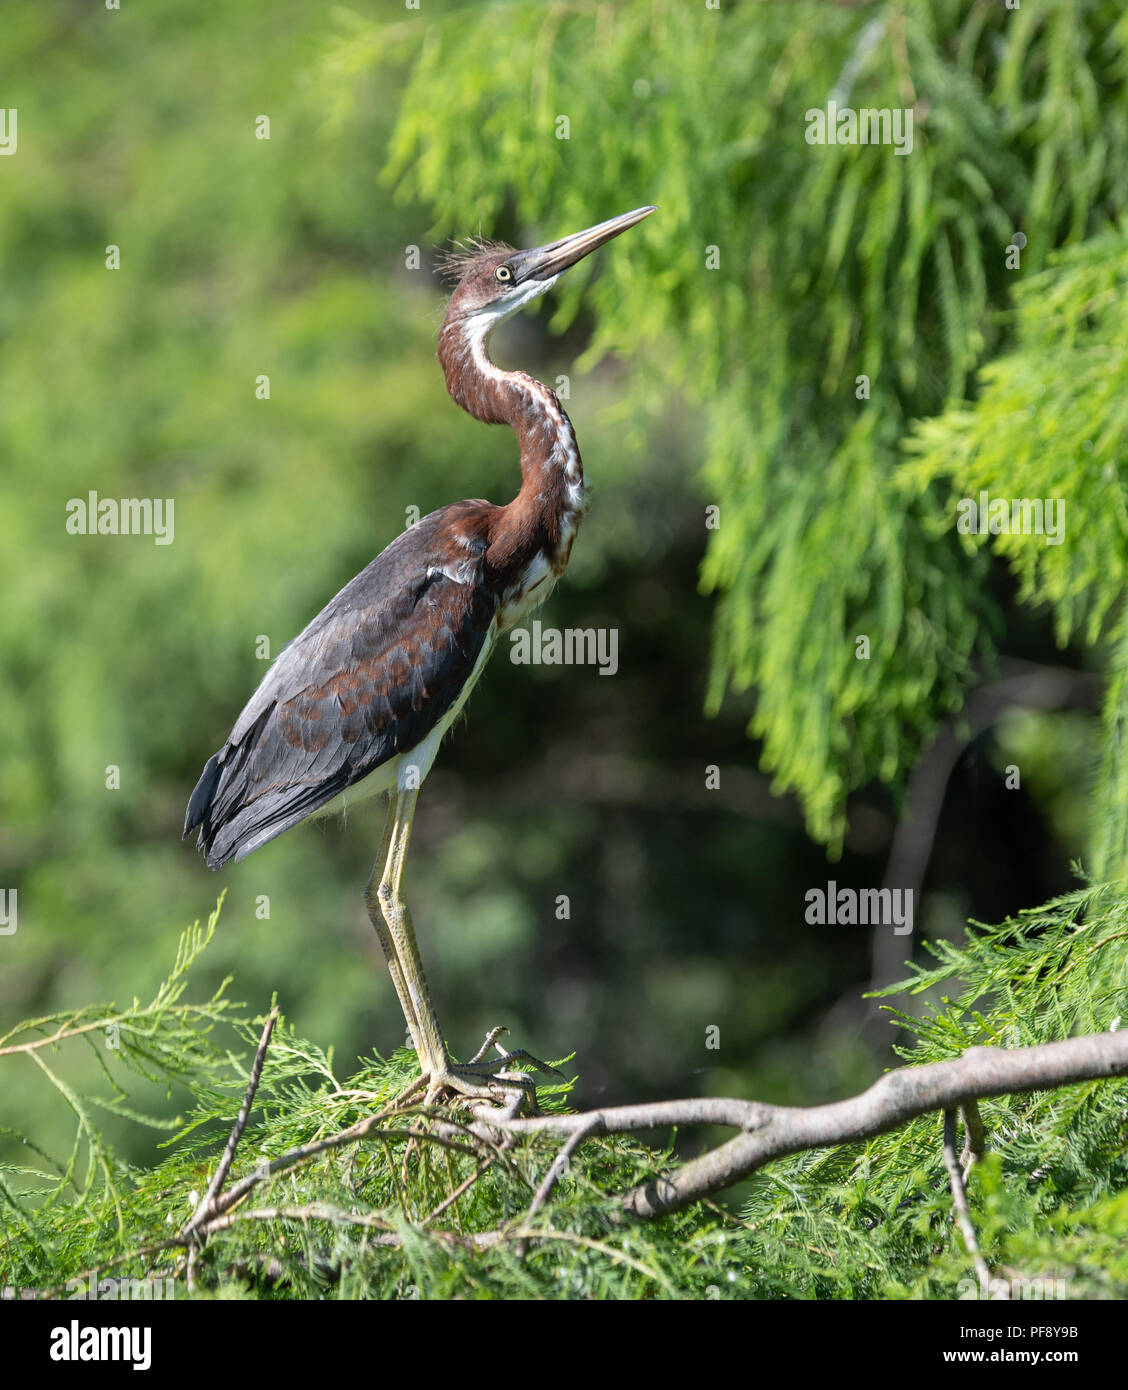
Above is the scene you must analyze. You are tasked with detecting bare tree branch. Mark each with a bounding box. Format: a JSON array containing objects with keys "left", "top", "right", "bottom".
[{"left": 470, "top": 1031, "right": 1128, "bottom": 1218}]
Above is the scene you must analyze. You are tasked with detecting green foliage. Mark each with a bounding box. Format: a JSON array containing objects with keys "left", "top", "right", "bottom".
[
  {"left": 0, "top": 900, "right": 242, "bottom": 1278},
  {"left": 906, "top": 231, "right": 1128, "bottom": 648},
  {"left": 3, "top": 893, "right": 1126, "bottom": 1300},
  {"left": 737, "top": 884, "right": 1128, "bottom": 1300},
  {"left": 3, "top": 0, "right": 805, "bottom": 1151},
  {"left": 4, "top": 0, "right": 1128, "bottom": 1302},
  {"left": 0, "top": 916, "right": 729, "bottom": 1300},
  {"left": 907, "top": 231, "right": 1128, "bottom": 877},
  {"left": 334, "top": 0, "right": 1128, "bottom": 844},
  {"left": 1091, "top": 617, "right": 1128, "bottom": 883}
]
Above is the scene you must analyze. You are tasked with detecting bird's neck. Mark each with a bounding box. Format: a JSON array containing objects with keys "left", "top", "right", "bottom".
[{"left": 438, "top": 319, "right": 588, "bottom": 540}]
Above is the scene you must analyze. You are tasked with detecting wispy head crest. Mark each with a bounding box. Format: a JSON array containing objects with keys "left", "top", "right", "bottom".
[{"left": 436, "top": 236, "right": 516, "bottom": 285}]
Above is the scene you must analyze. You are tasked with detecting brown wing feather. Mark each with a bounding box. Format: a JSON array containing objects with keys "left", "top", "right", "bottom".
[{"left": 184, "top": 503, "right": 498, "bottom": 867}]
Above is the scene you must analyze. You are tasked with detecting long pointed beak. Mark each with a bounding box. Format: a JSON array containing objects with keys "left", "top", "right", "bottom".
[{"left": 511, "top": 205, "right": 656, "bottom": 284}]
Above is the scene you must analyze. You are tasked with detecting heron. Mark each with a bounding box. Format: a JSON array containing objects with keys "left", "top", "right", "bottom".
[{"left": 184, "top": 204, "right": 656, "bottom": 1102}]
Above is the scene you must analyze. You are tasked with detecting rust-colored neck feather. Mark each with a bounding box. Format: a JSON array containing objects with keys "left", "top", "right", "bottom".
[{"left": 438, "top": 315, "right": 588, "bottom": 582}]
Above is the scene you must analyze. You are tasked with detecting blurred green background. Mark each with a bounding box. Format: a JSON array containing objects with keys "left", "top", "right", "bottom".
[{"left": 2, "top": 0, "right": 1123, "bottom": 1171}]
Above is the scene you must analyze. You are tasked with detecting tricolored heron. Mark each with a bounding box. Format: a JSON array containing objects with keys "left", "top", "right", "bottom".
[{"left": 184, "top": 205, "right": 656, "bottom": 1102}]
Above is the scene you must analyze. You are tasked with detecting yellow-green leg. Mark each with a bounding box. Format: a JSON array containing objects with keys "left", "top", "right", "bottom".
[
  {"left": 364, "top": 785, "right": 561, "bottom": 1105},
  {"left": 363, "top": 794, "right": 424, "bottom": 1058}
]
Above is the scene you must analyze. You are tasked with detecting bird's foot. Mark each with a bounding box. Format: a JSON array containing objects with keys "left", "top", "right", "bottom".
[{"left": 422, "top": 1027, "right": 564, "bottom": 1112}]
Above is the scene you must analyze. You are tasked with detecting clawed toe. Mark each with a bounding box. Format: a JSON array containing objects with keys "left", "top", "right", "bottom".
[{"left": 419, "top": 1029, "right": 564, "bottom": 1110}]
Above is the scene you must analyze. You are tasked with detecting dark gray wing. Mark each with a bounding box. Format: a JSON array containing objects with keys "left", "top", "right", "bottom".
[{"left": 184, "top": 504, "right": 497, "bottom": 868}]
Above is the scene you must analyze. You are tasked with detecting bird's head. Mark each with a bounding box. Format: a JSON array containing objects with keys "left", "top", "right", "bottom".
[{"left": 439, "top": 205, "right": 656, "bottom": 335}]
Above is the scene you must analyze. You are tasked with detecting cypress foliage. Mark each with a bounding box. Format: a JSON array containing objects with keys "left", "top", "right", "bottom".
[
  {"left": 4, "top": 1, "right": 1128, "bottom": 1300},
  {"left": 331, "top": 0, "right": 1128, "bottom": 845}
]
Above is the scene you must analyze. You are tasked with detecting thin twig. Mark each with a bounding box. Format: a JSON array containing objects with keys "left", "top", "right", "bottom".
[
  {"left": 200, "top": 1106, "right": 487, "bottom": 1229},
  {"left": 943, "top": 1108, "right": 991, "bottom": 1293},
  {"left": 184, "top": 1005, "right": 279, "bottom": 1237},
  {"left": 421, "top": 1159, "right": 495, "bottom": 1227},
  {"left": 525, "top": 1115, "right": 606, "bottom": 1227},
  {"left": 0, "top": 1017, "right": 123, "bottom": 1057},
  {"left": 512, "top": 1114, "right": 606, "bottom": 1259},
  {"left": 202, "top": 1203, "right": 398, "bottom": 1237}
]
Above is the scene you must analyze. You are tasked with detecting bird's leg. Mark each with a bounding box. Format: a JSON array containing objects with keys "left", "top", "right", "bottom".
[
  {"left": 364, "top": 793, "right": 428, "bottom": 1063},
  {"left": 371, "top": 787, "right": 558, "bottom": 1107},
  {"left": 370, "top": 785, "right": 454, "bottom": 1080}
]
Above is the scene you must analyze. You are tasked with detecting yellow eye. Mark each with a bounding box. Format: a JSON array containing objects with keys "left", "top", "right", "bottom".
[{"left": 494, "top": 265, "right": 513, "bottom": 282}]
